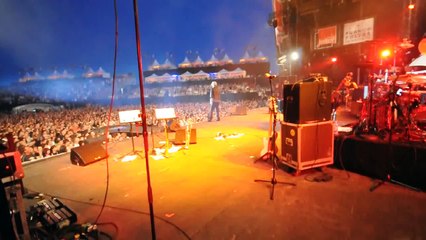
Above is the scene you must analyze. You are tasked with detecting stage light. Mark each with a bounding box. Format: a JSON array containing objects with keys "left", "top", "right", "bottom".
[
  {"left": 290, "top": 51, "right": 299, "bottom": 61},
  {"left": 331, "top": 57, "right": 337, "bottom": 63},
  {"left": 408, "top": 4, "right": 415, "bottom": 9},
  {"left": 380, "top": 49, "right": 391, "bottom": 58}
]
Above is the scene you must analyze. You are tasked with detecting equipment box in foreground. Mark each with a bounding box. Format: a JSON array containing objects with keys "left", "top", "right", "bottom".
[{"left": 281, "top": 121, "right": 334, "bottom": 172}]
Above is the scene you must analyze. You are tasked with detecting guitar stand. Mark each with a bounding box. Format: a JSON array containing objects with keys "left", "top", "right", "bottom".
[
  {"left": 255, "top": 108, "right": 276, "bottom": 163},
  {"left": 254, "top": 76, "right": 296, "bottom": 200}
]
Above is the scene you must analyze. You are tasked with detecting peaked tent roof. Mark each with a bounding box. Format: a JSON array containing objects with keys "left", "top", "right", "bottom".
[
  {"left": 149, "top": 59, "right": 161, "bottom": 70},
  {"left": 241, "top": 51, "right": 251, "bottom": 59},
  {"left": 221, "top": 54, "right": 234, "bottom": 64},
  {"left": 180, "top": 71, "right": 193, "bottom": 76},
  {"left": 194, "top": 70, "right": 209, "bottom": 75},
  {"left": 232, "top": 67, "right": 246, "bottom": 72},
  {"left": 193, "top": 56, "right": 204, "bottom": 64},
  {"left": 179, "top": 57, "right": 192, "bottom": 68},
  {"left": 256, "top": 51, "right": 268, "bottom": 62},
  {"left": 206, "top": 54, "right": 219, "bottom": 66},
  {"left": 179, "top": 57, "right": 191, "bottom": 64},
  {"left": 208, "top": 55, "right": 218, "bottom": 61}
]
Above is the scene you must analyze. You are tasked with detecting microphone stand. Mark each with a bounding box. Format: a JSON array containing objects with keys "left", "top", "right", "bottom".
[
  {"left": 132, "top": 1, "right": 156, "bottom": 239},
  {"left": 254, "top": 75, "right": 296, "bottom": 200}
]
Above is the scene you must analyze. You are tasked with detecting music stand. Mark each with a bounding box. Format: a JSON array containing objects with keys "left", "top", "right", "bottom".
[
  {"left": 155, "top": 108, "right": 176, "bottom": 157},
  {"left": 118, "top": 109, "right": 142, "bottom": 153}
]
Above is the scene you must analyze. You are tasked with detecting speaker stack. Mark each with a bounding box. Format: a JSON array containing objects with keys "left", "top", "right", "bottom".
[{"left": 280, "top": 80, "right": 334, "bottom": 173}]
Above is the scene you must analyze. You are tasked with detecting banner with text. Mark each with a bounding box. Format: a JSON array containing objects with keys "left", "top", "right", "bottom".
[
  {"left": 316, "top": 25, "right": 337, "bottom": 49},
  {"left": 343, "top": 18, "right": 374, "bottom": 45}
]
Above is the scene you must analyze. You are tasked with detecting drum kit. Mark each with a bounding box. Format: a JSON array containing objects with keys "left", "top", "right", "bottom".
[{"left": 356, "top": 72, "right": 426, "bottom": 141}]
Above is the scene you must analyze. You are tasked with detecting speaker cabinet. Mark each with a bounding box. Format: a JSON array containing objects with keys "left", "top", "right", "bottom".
[
  {"left": 282, "top": 81, "right": 332, "bottom": 124},
  {"left": 173, "top": 128, "right": 197, "bottom": 145},
  {"left": 232, "top": 105, "right": 247, "bottom": 115},
  {"left": 70, "top": 142, "right": 107, "bottom": 166},
  {"left": 281, "top": 121, "right": 334, "bottom": 172}
]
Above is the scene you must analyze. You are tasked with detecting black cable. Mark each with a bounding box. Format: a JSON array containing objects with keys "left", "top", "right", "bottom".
[
  {"left": 24, "top": 189, "right": 192, "bottom": 240},
  {"left": 96, "top": 222, "right": 119, "bottom": 236},
  {"left": 337, "top": 135, "right": 351, "bottom": 179},
  {"left": 94, "top": 0, "right": 119, "bottom": 225}
]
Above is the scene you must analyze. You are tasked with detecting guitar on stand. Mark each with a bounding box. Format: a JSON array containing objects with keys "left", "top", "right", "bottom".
[
  {"left": 254, "top": 73, "right": 295, "bottom": 200},
  {"left": 258, "top": 96, "right": 279, "bottom": 161},
  {"left": 181, "top": 117, "right": 193, "bottom": 150}
]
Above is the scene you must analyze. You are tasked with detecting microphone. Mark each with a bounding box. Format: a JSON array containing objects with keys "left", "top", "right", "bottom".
[{"left": 265, "top": 73, "right": 277, "bottom": 79}]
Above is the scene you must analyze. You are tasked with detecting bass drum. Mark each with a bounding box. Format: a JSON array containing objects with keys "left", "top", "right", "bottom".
[{"left": 413, "top": 105, "right": 426, "bottom": 131}]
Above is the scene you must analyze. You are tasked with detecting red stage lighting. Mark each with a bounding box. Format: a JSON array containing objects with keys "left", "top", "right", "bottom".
[
  {"left": 380, "top": 49, "right": 391, "bottom": 58},
  {"left": 408, "top": 4, "right": 415, "bottom": 9},
  {"left": 331, "top": 57, "right": 337, "bottom": 63}
]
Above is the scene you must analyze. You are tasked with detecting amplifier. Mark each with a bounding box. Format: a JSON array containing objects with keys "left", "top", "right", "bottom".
[
  {"left": 0, "top": 151, "right": 24, "bottom": 179},
  {"left": 173, "top": 128, "right": 197, "bottom": 145},
  {"left": 282, "top": 81, "right": 332, "bottom": 124},
  {"left": 281, "top": 121, "right": 334, "bottom": 173}
]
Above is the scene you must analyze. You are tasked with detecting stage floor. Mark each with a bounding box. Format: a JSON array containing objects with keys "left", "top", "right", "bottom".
[{"left": 21, "top": 108, "right": 426, "bottom": 240}]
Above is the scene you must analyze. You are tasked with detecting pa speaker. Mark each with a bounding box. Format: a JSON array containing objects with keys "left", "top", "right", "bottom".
[
  {"left": 282, "top": 81, "right": 332, "bottom": 124},
  {"left": 232, "top": 105, "right": 247, "bottom": 115},
  {"left": 173, "top": 128, "right": 197, "bottom": 145},
  {"left": 70, "top": 142, "right": 107, "bottom": 166}
]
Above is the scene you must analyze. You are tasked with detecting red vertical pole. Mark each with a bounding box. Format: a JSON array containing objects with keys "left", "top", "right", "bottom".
[{"left": 132, "top": 1, "right": 156, "bottom": 239}]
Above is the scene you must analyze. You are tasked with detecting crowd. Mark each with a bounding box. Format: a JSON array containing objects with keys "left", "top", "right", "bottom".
[
  {"left": 0, "top": 73, "right": 275, "bottom": 163},
  {"left": 0, "top": 99, "right": 266, "bottom": 163}
]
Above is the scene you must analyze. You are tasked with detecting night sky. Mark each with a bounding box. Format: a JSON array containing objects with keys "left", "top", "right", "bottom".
[{"left": 0, "top": 0, "right": 277, "bottom": 84}]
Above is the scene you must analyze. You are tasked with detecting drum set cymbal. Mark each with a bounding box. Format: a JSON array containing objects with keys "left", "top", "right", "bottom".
[{"left": 354, "top": 72, "right": 426, "bottom": 141}]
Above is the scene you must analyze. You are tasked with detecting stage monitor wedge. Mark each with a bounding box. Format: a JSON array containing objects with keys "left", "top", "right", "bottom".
[
  {"left": 70, "top": 142, "right": 108, "bottom": 166},
  {"left": 282, "top": 81, "right": 332, "bottom": 124}
]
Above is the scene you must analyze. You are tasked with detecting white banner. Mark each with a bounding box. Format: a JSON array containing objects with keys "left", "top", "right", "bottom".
[{"left": 343, "top": 18, "right": 374, "bottom": 45}]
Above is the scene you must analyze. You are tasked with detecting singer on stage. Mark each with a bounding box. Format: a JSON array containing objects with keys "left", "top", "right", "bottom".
[{"left": 208, "top": 81, "right": 221, "bottom": 122}]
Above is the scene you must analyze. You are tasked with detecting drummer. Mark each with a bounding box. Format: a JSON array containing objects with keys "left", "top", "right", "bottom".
[{"left": 336, "top": 72, "right": 358, "bottom": 107}]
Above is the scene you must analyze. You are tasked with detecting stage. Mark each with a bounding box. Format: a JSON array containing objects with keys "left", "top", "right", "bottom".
[{"left": 19, "top": 107, "right": 426, "bottom": 239}]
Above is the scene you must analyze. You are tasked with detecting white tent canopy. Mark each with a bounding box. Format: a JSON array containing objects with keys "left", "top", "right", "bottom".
[
  {"left": 178, "top": 57, "right": 192, "bottom": 68},
  {"left": 180, "top": 70, "right": 209, "bottom": 81},
  {"left": 145, "top": 73, "right": 158, "bottom": 83},
  {"left": 149, "top": 59, "right": 161, "bottom": 70},
  {"left": 256, "top": 51, "right": 268, "bottom": 62},
  {"left": 192, "top": 56, "right": 205, "bottom": 67},
  {"left": 162, "top": 58, "right": 176, "bottom": 69},
  {"left": 217, "top": 68, "right": 246, "bottom": 79},
  {"left": 221, "top": 54, "right": 234, "bottom": 65},
  {"left": 206, "top": 55, "right": 219, "bottom": 66},
  {"left": 12, "top": 103, "right": 62, "bottom": 114}
]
